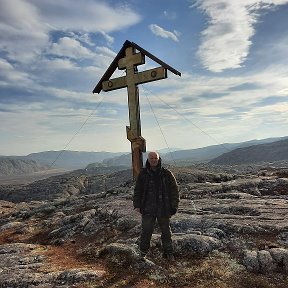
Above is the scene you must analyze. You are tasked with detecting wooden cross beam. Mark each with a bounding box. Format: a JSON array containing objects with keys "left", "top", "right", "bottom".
[
  {"left": 102, "top": 46, "right": 167, "bottom": 178},
  {"left": 93, "top": 40, "right": 181, "bottom": 179}
]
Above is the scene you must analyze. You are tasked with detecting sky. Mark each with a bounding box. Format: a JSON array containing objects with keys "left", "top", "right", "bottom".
[{"left": 1, "top": 0, "right": 288, "bottom": 156}]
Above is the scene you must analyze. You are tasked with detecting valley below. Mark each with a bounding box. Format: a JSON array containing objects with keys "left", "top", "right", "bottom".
[{"left": 0, "top": 168, "right": 69, "bottom": 185}]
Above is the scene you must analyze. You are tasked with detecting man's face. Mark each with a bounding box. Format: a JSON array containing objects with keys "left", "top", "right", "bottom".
[{"left": 148, "top": 152, "right": 159, "bottom": 167}]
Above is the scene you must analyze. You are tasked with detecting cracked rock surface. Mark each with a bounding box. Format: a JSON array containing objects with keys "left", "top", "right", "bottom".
[{"left": 1, "top": 163, "right": 288, "bottom": 287}]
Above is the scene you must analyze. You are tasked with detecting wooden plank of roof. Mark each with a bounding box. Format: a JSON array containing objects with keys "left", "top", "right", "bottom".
[
  {"left": 92, "top": 40, "right": 181, "bottom": 94},
  {"left": 130, "top": 42, "right": 181, "bottom": 77},
  {"left": 93, "top": 40, "right": 132, "bottom": 94}
]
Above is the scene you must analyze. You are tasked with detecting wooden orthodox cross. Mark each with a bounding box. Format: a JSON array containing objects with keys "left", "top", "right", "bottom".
[{"left": 93, "top": 40, "right": 181, "bottom": 179}]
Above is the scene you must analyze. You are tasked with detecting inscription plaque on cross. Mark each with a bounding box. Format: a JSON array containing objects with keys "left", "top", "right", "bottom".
[{"left": 93, "top": 40, "right": 181, "bottom": 179}]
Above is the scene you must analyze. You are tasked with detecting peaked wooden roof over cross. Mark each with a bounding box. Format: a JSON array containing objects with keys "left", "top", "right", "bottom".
[{"left": 93, "top": 40, "right": 181, "bottom": 94}]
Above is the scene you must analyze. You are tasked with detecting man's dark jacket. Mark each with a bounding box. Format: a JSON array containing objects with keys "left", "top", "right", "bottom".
[{"left": 133, "top": 158, "right": 179, "bottom": 217}]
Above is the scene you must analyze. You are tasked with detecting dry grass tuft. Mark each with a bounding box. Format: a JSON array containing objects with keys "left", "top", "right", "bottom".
[{"left": 41, "top": 242, "right": 105, "bottom": 272}]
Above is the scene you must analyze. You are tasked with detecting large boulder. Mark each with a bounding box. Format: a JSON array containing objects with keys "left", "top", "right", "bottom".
[
  {"left": 172, "top": 234, "right": 222, "bottom": 257},
  {"left": 243, "top": 248, "right": 288, "bottom": 274}
]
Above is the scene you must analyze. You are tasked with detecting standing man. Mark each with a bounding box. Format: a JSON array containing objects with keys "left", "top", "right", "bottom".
[{"left": 133, "top": 151, "right": 179, "bottom": 260}]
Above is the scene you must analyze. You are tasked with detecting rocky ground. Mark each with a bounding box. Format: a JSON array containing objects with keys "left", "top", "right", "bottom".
[{"left": 0, "top": 162, "right": 288, "bottom": 287}]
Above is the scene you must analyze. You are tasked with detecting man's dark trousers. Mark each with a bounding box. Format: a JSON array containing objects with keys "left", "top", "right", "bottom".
[{"left": 140, "top": 214, "right": 173, "bottom": 256}]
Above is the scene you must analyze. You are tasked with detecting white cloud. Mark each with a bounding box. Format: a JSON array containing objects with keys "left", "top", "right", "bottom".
[
  {"left": 195, "top": 0, "right": 288, "bottom": 72},
  {"left": 50, "top": 37, "right": 93, "bottom": 59},
  {"left": 99, "top": 31, "right": 114, "bottom": 46},
  {"left": 137, "top": 61, "right": 288, "bottom": 147},
  {"left": 0, "top": 97, "right": 130, "bottom": 155},
  {"left": 68, "top": 32, "right": 95, "bottom": 47},
  {"left": 29, "top": 0, "right": 141, "bottom": 33},
  {"left": 1, "top": 0, "right": 287, "bottom": 155},
  {"left": 95, "top": 46, "right": 117, "bottom": 59},
  {"left": 0, "top": 0, "right": 140, "bottom": 104},
  {"left": 0, "top": 0, "right": 141, "bottom": 64},
  {"left": 0, "top": 58, "right": 32, "bottom": 84},
  {"left": 43, "top": 58, "right": 77, "bottom": 70},
  {"left": 0, "top": 0, "right": 49, "bottom": 63},
  {"left": 149, "top": 24, "right": 180, "bottom": 42}
]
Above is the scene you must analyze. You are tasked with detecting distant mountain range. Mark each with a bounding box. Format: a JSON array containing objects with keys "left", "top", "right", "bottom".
[
  {"left": 210, "top": 138, "right": 288, "bottom": 165},
  {"left": 0, "top": 157, "right": 48, "bottom": 176},
  {"left": 0, "top": 151, "right": 124, "bottom": 176},
  {"left": 103, "top": 136, "right": 288, "bottom": 167},
  {"left": 26, "top": 150, "right": 124, "bottom": 169},
  {"left": 0, "top": 136, "right": 287, "bottom": 176}
]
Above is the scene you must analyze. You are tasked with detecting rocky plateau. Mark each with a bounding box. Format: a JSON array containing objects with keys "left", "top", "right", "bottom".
[{"left": 0, "top": 162, "right": 288, "bottom": 287}]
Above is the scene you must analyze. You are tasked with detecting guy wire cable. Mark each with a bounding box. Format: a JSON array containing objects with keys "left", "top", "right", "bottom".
[
  {"left": 141, "top": 86, "right": 177, "bottom": 167},
  {"left": 48, "top": 68, "right": 127, "bottom": 171},
  {"left": 46, "top": 96, "right": 104, "bottom": 201},
  {"left": 141, "top": 85, "right": 232, "bottom": 153},
  {"left": 48, "top": 96, "right": 104, "bottom": 170}
]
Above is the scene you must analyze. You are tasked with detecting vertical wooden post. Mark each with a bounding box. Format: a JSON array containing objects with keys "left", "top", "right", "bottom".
[{"left": 118, "top": 47, "right": 146, "bottom": 178}]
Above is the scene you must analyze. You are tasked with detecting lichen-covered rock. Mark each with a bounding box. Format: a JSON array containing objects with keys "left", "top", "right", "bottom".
[
  {"left": 243, "top": 248, "right": 288, "bottom": 274},
  {"left": 1, "top": 163, "right": 288, "bottom": 286},
  {"left": 98, "top": 243, "right": 142, "bottom": 266},
  {"left": 259, "top": 178, "right": 288, "bottom": 195},
  {"left": 173, "top": 234, "right": 222, "bottom": 257},
  {"left": 115, "top": 217, "right": 138, "bottom": 231},
  {"left": 204, "top": 227, "right": 226, "bottom": 239},
  {"left": 277, "top": 231, "right": 288, "bottom": 247},
  {"left": 0, "top": 243, "right": 38, "bottom": 254},
  {"left": 54, "top": 269, "right": 104, "bottom": 286},
  {"left": 258, "top": 250, "right": 277, "bottom": 273},
  {"left": 243, "top": 250, "right": 260, "bottom": 273},
  {"left": 98, "top": 243, "right": 157, "bottom": 271},
  {"left": 269, "top": 248, "right": 288, "bottom": 273},
  {"left": 0, "top": 221, "right": 25, "bottom": 232},
  {"left": 221, "top": 178, "right": 261, "bottom": 196}
]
